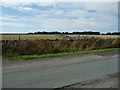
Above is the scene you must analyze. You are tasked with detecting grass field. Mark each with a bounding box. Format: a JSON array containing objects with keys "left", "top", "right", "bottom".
[
  {"left": 66, "top": 35, "right": 119, "bottom": 39},
  {"left": 1, "top": 34, "right": 119, "bottom": 40},
  {"left": 1, "top": 34, "right": 63, "bottom": 40},
  {"left": 2, "top": 34, "right": 120, "bottom": 60}
]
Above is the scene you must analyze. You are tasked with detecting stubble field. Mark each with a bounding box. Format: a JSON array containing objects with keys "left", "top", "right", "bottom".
[{"left": 1, "top": 34, "right": 119, "bottom": 40}]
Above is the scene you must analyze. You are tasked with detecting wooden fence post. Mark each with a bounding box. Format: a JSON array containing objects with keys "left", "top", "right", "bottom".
[{"left": 19, "top": 34, "right": 20, "bottom": 40}]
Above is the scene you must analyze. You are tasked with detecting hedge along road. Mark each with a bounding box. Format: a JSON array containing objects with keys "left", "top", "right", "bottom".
[{"left": 2, "top": 51, "right": 118, "bottom": 88}]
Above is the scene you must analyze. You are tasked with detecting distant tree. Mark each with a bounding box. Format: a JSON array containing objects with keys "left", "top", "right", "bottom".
[
  {"left": 28, "top": 31, "right": 120, "bottom": 35},
  {"left": 106, "top": 33, "right": 112, "bottom": 35},
  {"left": 28, "top": 32, "right": 33, "bottom": 34},
  {"left": 112, "top": 32, "right": 120, "bottom": 35}
]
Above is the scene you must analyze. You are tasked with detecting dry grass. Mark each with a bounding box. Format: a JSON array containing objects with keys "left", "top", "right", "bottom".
[
  {"left": 1, "top": 34, "right": 63, "bottom": 40},
  {"left": 1, "top": 34, "right": 119, "bottom": 40},
  {"left": 2, "top": 37, "right": 120, "bottom": 57},
  {"left": 66, "top": 35, "right": 119, "bottom": 39}
]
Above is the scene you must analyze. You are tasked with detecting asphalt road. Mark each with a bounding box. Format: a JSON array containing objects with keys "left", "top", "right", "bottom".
[{"left": 2, "top": 51, "right": 118, "bottom": 88}]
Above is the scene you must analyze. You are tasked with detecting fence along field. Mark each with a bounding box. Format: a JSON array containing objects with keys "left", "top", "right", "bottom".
[
  {"left": 1, "top": 34, "right": 64, "bottom": 40},
  {"left": 1, "top": 34, "right": 119, "bottom": 40},
  {"left": 2, "top": 34, "right": 120, "bottom": 58}
]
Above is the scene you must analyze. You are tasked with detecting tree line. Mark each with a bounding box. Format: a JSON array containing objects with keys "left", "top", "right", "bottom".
[{"left": 28, "top": 31, "right": 120, "bottom": 35}]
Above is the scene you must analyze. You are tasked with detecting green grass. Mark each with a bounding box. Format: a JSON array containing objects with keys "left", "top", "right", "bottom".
[{"left": 10, "top": 48, "right": 120, "bottom": 60}]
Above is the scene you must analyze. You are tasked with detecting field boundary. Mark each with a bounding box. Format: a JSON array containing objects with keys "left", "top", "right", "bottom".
[{"left": 8, "top": 48, "right": 120, "bottom": 60}]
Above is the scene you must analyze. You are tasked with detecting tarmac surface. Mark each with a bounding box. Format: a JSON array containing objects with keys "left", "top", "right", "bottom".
[{"left": 2, "top": 51, "right": 119, "bottom": 88}]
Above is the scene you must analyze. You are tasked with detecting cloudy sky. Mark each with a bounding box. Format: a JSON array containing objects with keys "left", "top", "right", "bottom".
[{"left": 0, "top": 0, "right": 118, "bottom": 33}]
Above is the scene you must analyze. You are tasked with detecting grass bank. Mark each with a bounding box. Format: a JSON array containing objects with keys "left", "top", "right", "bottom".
[
  {"left": 3, "top": 38, "right": 120, "bottom": 57},
  {"left": 10, "top": 48, "right": 120, "bottom": 60}
]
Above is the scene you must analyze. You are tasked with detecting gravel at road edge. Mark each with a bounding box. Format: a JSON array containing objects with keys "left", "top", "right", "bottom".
[{"left": 57, "top": 72, "right": 118, "bottom": 89}]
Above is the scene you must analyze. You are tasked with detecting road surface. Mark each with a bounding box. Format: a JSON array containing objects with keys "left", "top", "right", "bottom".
[
  {"left": 2, "top": 51, "right": 118, "bottom": 88},
  {"left": 60, "top": 73, "right": 118, "bottom": 89}
]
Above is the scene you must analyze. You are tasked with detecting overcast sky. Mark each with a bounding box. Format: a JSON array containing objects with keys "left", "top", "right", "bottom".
[{"left": 0, "top": 0, "right": 118, "bottom": 33}]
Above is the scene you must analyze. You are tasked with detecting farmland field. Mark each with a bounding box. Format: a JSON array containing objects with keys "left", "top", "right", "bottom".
[
  {"left": 2, "top": 36, "right": 120, "bottom": 58},
  {"left": 2, "top": 34, "right": 120, "bottom": 59},
  {"left": 66, "top": 35, "right": 119, "bottom": 39},
  {"left": 1, "top": 34, "right": 63, "bottom": 40},
  {"left": 1, "top": 34, "right": 119, "bottom": 40}
]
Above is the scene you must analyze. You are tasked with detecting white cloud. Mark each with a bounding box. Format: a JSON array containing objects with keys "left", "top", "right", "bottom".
[
  {"left": 16, "top": 7, "right": 33, "bottom": 11},
  {"left": 30, "top": 13, "right": 117, "bottom": 31},
  {"left": 1, "top": 2, "right": 118, "bottom": 13},
  {"left": 0, "top": 0, "right": 119, "bottom": 2},
  {"left": 84, "top": 2, "right": 118, "bottom": 14},
  {"left": 37, "top": 2, "right": 56, "bottom": 7},
  {"left": 0, "top": 21, "right": 34, "bottom": 27},
  {"left": 64, "top": 10, "right": 90, "bottom": 18},
  {"left": 0, "top": 16, "right": 17, "bottom": 21},
  {"left": 38, "top": 9, "right": 65, "bottom": 17},
  {"left": 1, "top": 3, "right": 34, "bottom": 12},
  {"left": 0, "top": 2, "right": 118, "bottom": 33}
]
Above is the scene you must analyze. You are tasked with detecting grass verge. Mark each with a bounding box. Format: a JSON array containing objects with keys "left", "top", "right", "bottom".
[{"left": 10, "top": 48, "right": 120, "bottom": 60}]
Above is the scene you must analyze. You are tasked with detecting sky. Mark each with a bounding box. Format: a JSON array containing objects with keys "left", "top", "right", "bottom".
[{"left": 0, "top": 0, "right": 119, "bottom": 33}]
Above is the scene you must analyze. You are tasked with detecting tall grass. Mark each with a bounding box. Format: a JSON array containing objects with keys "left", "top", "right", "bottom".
[{"left": 2, "top": 36, "right": 120, "bottom": 57}]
